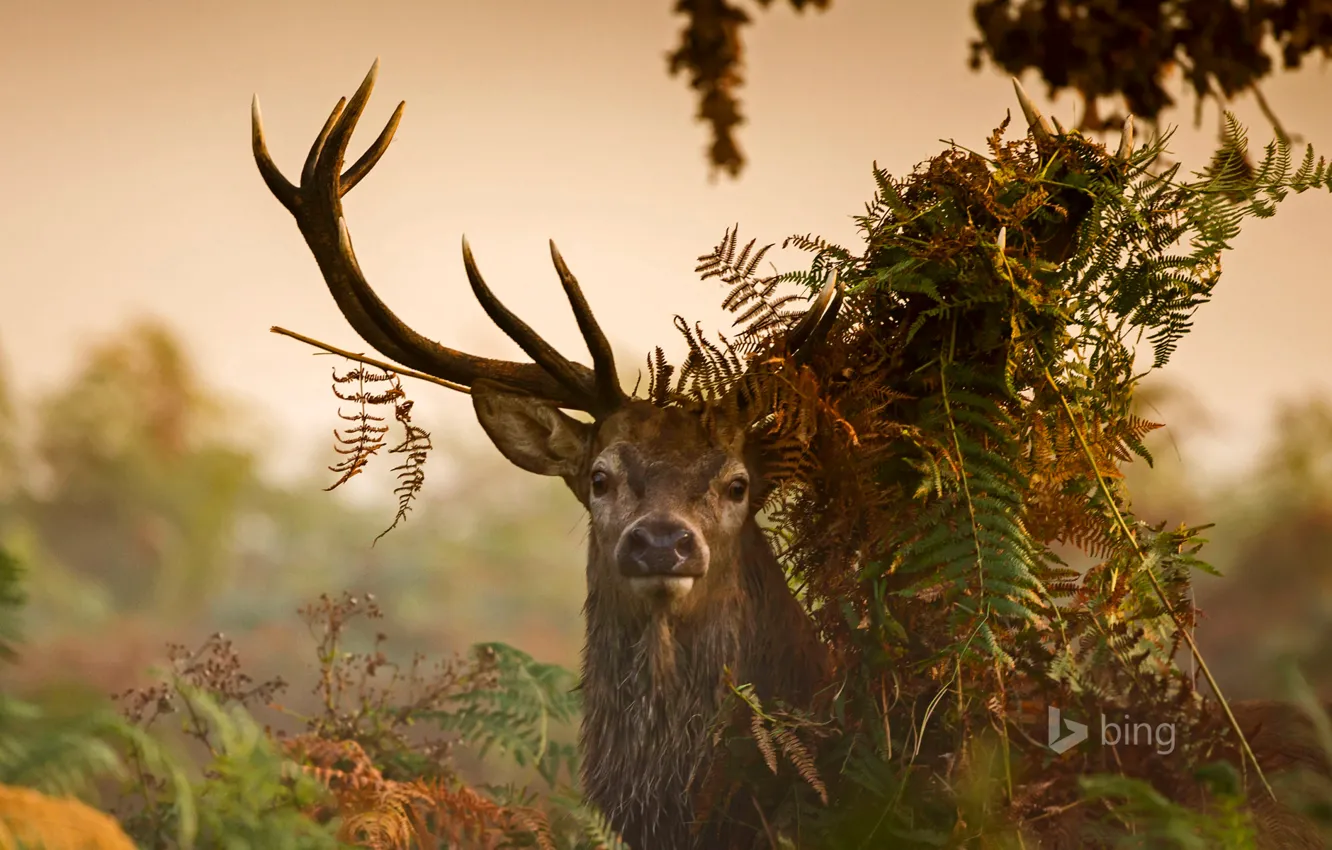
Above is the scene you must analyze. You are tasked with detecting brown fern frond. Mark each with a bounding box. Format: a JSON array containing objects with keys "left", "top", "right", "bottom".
[
  {"left": 672, "top": 317, "right": 752, "bottom": 404},
  {"left": 411, "top": 778, "right": 555, "bottom": 850},
  {"left": 696, "top": 226, "right": 807, "bottom": 345},
  {"left": 647, "top": 347, "right": 674, "bottom": 405},
  {"left": 773, "top": 727, "right": 827, "bottom": 805},
  {"left": 327, "top": 365, "right": 404, "bottom": 491},
  {"left": 375, "top": 399, "right": 433, "bottom": 544},
  {"left": 286, "top": 736, "right": 551, "bottom": 850},
  {"left": 750, "top": 710, "right": 778, "bottom": 774},
  {"left": 324, "top": 364, "right": 435, "bottom": 540}
]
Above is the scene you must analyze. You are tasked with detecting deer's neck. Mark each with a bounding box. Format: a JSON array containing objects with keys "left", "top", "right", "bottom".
[{"left": 579, "top": 522, "right": 819, "bottom": 849}]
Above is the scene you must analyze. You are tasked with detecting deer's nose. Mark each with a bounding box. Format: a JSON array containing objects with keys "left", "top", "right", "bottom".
[{"left": 620, "top": 520, "right": 700, "bottom": 577}]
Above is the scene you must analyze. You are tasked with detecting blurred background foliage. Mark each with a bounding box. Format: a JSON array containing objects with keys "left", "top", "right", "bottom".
[
  {"left": 0, "top": 321, "right": 587, "bottom": 721},
  {"left": 1, "top": 317, "right": 1327, "bottom": 715},
  {"left": 672, "top": 0, "right": 1330, "bottom": 176},
  {"left": 1122, "top": 382, "right": 1332, "bottom": 701}
]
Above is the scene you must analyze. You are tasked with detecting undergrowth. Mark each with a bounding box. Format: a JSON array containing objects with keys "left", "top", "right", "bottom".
[{"left": 0, "top": 548, "right": 616, "bottom": 849}]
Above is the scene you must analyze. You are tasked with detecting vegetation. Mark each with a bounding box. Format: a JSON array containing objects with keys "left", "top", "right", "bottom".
[
  {"left": 616, "top": 102, "right": 1332, "bottom": 841},
  {"left": 250, "top": 90, "right": 1332, "bottom": 843},
  {"left": 0, "top": 547, "right": 621, "bottom": 849},
  {"left": 665, "top": 0, "right": 1328, "bottom": 176},
  {"left": 4, "top": 61, "right": 1332, "bottom": 850},
  {"left": 969, "top": 0, "right": 1332, "bottom": 140}
]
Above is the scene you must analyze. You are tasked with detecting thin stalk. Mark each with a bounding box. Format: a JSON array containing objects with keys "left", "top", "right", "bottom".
[
  {"left": 1043, "top": 367, "right": 1273, "bottom": 800},
  {"left": 270, "top": 326, "right": 470, "bottom": 394}
]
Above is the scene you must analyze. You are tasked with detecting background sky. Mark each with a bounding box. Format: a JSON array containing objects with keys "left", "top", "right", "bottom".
[{"left": 3, "top": 0, "right": 1329, "bottom": 484}]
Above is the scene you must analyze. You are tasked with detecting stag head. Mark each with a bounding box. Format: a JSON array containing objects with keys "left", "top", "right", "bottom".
[{"left": 251, "top": 61, "right": 843, "bottom": 615}]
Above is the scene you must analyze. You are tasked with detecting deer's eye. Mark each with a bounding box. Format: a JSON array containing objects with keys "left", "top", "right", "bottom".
[
  {"left": 590, "top": 470, "right": 610, "bottom": 497},
  {"left": 726, "top": 477, "right": 749, "bottom": 502}
]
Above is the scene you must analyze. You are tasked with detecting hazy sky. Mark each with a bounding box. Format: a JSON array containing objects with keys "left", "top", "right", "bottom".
[{"left": 3, "top": 0, "right": 1329, "bottom": 483}]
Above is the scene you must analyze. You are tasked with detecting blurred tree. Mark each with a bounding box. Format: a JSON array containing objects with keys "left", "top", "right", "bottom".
[
  {"left": 0, "top": 318, "right": 588, "bottom": 685},
  {"left": 1254, "top": 396, "right": 1332, "bottom": 504},
  {"left": 19, "top": 321, "right": 259, "bottom": 615},
  {"left": 667, "top": 1, "right": 1328, "bottom": 176},
  {"left": 968, "top": 0, "right": 1331, "bottom": 141},
  {"left": 668, "top": 0, "right": 831, "bottom": 178},
  {"left": 0, "top": 351, "right": 14, "bottom": 502},
  {"left": 1194, "top": 398, "right": 1332, "bottom": 697}
]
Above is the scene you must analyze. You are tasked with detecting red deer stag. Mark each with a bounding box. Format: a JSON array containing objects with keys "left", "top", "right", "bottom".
[
  {"left": 251, "top": 62, "right": 836, "bottom": 849},
  {"left": 254, "top": 65, "right": 1332, "bottom": 849}
]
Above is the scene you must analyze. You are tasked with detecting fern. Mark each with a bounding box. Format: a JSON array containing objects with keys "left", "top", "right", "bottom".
[
  {"left": 655, "top": 108, "right": 1329, "bottom": 844},
  {"left": 1078, "top": 769, "right": 1258, "bottom": 848},
  {"left": 426, "top": 642, "right": 580, "bottom": 789},
  {"left": 695, "top": 225, "right": 802, "bottom": 343},
  {"left": 375, "top": 399, "right": 432, "bottom": 544},
  {"left": 326, "top": 365, "right": 434, "bottom": 542},
  {"left": 328, "top": 365, "right": 399, "bottom": 489}
]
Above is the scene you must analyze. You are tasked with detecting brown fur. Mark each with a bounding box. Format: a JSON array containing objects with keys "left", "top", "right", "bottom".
[{"left": 473, "top": 389, "right": 827, "bottom": 849}]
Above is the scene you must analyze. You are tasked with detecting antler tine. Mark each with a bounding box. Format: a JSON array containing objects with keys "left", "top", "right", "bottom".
[
  {"left": 311, "top": 60, "right": 382, "bottom": 192},
  {"left": 313, "top": 61, "right": 405, "bottom": 197},
  {"left": 791, "top": 270, "right": 845, "bottom": 366},
  {"left": 460, "top": 237, "right": 600, "bottom": 405},
  {"left": 253, "top": 63, "right": 417, "bottom": 369},
  {"left": 1116, "top": 114, "right": 1135, "bottom": 160},
  {"left": 299, "top": 96, "right": 347, "bottom": 189},
  {"left": 786, "top": 270, "right": 844, "bottom": 355},
  {"left": 253, "top": 62, "right": 600, "bottom": 410},
  {"left": 725, "top": 270, "right": 844, "bottom": 416},
  {"left": 1012, "top": 78, "right": 1054, "bottom": 142},
  {"left": 251, "top": 96, "right": 298, "bottom": 211},
  {"left": 341, "top": 102, "right": 404, "bottom": 194},
  {"left": 549, "top": 241, "right": 626, "bottom": 413}
]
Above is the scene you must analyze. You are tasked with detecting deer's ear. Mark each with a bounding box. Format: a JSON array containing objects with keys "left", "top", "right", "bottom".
[{"left": 471, "top": 382, "right": 591, "bottom": 478}]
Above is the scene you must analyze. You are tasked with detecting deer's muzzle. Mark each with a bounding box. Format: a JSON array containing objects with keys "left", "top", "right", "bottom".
[{"left": 617, "top": 517, "right": 704, "bottom": 579}]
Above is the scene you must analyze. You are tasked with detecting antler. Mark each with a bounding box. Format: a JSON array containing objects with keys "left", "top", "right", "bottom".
[
  {"left": 787, "top": 269, "right": 845, "bottom": 366},
  {"left": 1012, "top": 77, "right": 1136, "bottom": 161},
  {"left": 252, "top": 61, "right": 626, "bottom": 416}
]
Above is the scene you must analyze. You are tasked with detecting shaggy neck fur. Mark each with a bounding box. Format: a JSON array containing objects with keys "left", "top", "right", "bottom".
[{"left": 578, "top": 520, "right": 825, "bottom": 850}]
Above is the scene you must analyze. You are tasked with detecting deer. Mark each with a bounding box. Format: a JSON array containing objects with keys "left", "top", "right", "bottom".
[
  {"left": 251, "top": 62, "right": 837, "bottom": 849},
  {"left": 252, "top": 64, "right": 1331, "bottom": 848}
]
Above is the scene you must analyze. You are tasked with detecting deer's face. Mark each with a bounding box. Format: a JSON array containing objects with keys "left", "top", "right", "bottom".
[{"left": 472, "top": 384, "right": 756, "bottom": 609}]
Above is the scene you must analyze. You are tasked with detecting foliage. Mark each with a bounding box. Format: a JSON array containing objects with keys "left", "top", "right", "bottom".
[
  {"left": 0, "top": 550, "right": 22, "bottom": 665},
  {"left": 0, "top": 540, "right": 617, "bottom": 849},
  {"left": 427, "top": 641, "right": 580, "bottom": 789},
  {"left": 658, "top": 1, "right": 1329, "bottom": 176},
  {"left": 968, "top": 0, "right": 1331, "bottom": 140},
  {"left": 0, "top": 546, "right": 201, "bottom": 849},
  {"left": 0, "top": 783, "right": 138, "bottom": 850},
  {"left": 652, "top": 104, "right": 1332, "bottom": 843},
  {"left": 324, "top": 366, "right": 432, "bottom": 543},
  {"left": 122, "top": 690, "right": 342, "bottom": 850},
  {"left": 666, "top": 0, "right": 831, "bottom": 178},
  {"left": 18, "top": 321, "right": 258, "bottom": 615},
  {"left": 112, "top": 590, "right": 615, "bottom": 850},
  {"left": 1077, "top": 768, "right": 1255, "bottom": 849}
]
